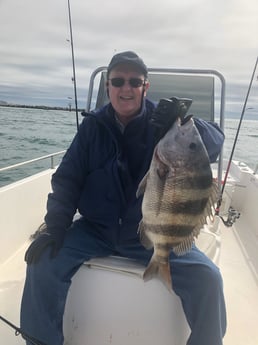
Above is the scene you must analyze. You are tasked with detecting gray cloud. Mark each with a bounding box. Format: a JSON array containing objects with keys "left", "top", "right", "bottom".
[{"left": 0, "top": 0, "right": 257, "bottom": 113}]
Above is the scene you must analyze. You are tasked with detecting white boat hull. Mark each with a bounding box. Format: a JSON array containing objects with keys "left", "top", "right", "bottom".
[{"left": 1, "top": 160, "right": 258, "bottom": 344}]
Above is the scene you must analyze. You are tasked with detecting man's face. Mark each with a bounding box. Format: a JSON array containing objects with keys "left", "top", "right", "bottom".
[{"left": 107, "top": 63, "right": 149, "bottom": 125}]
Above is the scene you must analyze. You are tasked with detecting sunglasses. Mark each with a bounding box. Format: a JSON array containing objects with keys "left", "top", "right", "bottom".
[{"left": 108, "top": 77, "right": 146, "bottom": 88}]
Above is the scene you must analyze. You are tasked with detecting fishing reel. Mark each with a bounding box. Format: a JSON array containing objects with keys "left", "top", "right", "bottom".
[{"left": 219, "top": 206, "right": 240, "bottom": 227}]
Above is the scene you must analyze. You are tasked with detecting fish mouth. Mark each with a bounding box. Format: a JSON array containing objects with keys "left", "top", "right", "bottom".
[{"left": 180, "top": 114, "right": 193, "bottom": 125}]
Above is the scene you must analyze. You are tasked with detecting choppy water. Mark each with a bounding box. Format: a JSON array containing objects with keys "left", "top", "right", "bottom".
[
  {"left": 0, "top": 106, "right": 78, "bottom": 186},
  {"left": 0, "top": 106, "right": 257, "bottom": 187}
]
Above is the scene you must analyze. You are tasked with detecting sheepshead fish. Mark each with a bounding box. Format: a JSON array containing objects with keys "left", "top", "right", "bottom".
[{"left": 136, "top": 116, "right": 218, "bottom": 290}]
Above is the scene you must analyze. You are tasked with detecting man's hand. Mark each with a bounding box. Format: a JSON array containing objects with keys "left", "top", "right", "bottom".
[{"left": 25, "top": 228, "right": 65, "bottom": 265}]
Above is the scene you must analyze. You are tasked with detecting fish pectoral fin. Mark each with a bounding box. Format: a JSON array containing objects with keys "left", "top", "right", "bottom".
[
  {"left": 156, "top": 161, "right": 169, "bottom": 180},
  {"left": 143, "top": 258, "right": 172, "bottom": 292},
  {"left": 136, "top": 172, "right": 149, "bottom": 198}
]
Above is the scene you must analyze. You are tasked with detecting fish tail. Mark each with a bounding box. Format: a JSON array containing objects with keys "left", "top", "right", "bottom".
[{"left": 143, "top": 258, "right": 172, "bottom": 292}]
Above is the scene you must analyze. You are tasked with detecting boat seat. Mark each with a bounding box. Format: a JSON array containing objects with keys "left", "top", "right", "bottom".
[
  {"left": 63, "top": 255, "right": 190, "bottom": 345},
  {"left": 63, "top": 223, "right": 220, "bottom": 345}
]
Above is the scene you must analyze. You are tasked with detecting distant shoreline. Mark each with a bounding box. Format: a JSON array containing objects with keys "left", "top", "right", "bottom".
[
  {"left": 1, "top": 103, "right": 257, "bottom": 121},
  {"left": 0, "top": 103, "right": 84, "bottom": 112}
]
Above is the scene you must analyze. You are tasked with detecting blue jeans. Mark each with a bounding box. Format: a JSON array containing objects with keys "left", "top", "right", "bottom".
[{"left": 20, "top": 219, "right": 226, "bottom": 345}]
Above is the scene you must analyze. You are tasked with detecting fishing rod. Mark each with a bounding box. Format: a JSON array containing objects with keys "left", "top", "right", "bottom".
[
  {"left": 67, "top": 0, "right": 79, "bottom": 131},
  {"left": 0, "top": 314, "right": 47, "bottom": 345},
  {"left": 216, "top": 56, "right": 258, "bottom": 218}
]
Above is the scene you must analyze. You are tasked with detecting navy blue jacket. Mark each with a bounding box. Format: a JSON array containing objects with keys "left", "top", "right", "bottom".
[{"left": 45, "top": 99, "right": 224, "bottom": 245}]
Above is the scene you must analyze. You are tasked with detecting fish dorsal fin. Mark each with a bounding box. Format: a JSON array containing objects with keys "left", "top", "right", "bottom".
[
  {"left": 194, "top": 180, "right": 219, "bottom": 230},
  {"left": 173, "top": 235, "right": 195, "bottom": 255}
]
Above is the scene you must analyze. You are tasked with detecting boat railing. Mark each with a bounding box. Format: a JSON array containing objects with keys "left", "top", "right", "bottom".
[{"left": 0, "top": 150, "right": 66, "bottom": 173}]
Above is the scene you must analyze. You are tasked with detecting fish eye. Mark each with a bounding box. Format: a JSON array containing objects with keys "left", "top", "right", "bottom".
[{"left": 189, "top": 142, "right": 197, "bottom": 150}]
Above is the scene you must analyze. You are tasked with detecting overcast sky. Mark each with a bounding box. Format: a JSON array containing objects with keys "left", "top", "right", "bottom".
[{"left": 0, "top": 0, "right": 257, "bottom": 117}]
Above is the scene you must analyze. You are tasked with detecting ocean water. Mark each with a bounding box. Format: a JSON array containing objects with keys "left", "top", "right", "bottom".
[
  {"left": 0, "top": 106, "right": 257, "bottom": 187},
  {"left": 0, "top": 106, "right": 78, "bottom": 186}
]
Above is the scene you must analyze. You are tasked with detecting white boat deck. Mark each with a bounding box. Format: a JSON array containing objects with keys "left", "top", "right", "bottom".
[
  {"left": 220, "top": 217, "right": 258, "bottom": 345},
  {"left": 0, "top": 216, "right": 258, "bottom": 344}
]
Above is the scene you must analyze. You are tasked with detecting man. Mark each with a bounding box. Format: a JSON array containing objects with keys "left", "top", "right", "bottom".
[{"left": 21, "top": 51, "right": 226, "bottom": 345}]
